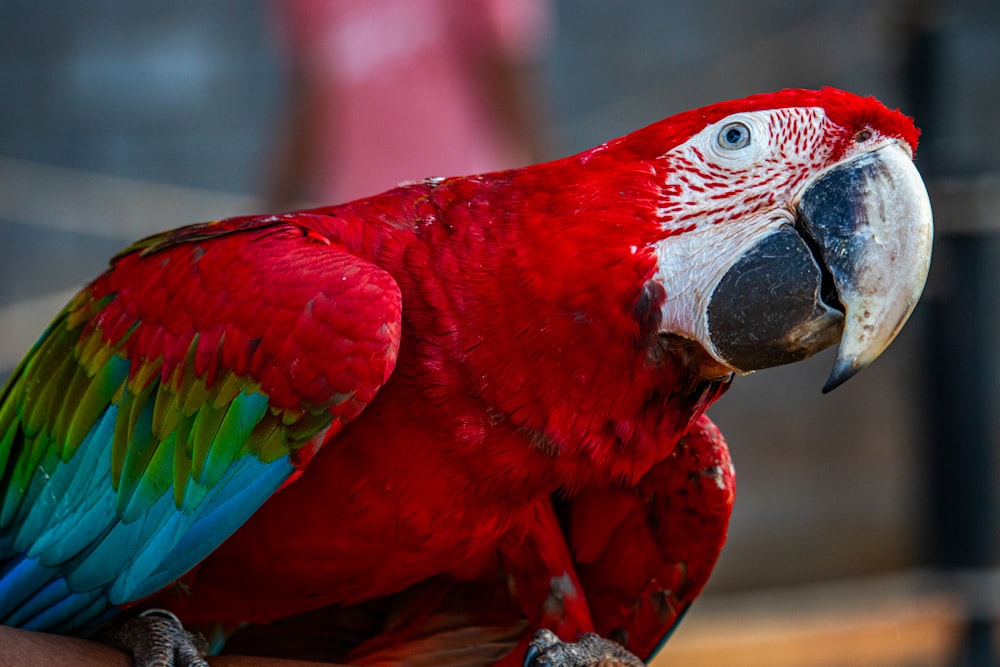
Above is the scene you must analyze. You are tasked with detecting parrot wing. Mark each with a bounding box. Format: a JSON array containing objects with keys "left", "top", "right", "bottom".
[
  {"left": 566, "top": 415, "right": 735, "bottom": 661},
  {"left": 0, "top": 214, "right": 401, "bottom": 634}
]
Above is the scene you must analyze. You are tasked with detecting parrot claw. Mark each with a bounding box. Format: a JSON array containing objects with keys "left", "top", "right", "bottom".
[
  {"left": 99, "top": 608, "right": 210, "bottom": 667},
  {"left": 523, "top": 629, "right": 646, "bottom": 667}
]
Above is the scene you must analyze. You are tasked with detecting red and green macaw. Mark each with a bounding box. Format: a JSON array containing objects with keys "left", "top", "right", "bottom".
[{"left": 0, "top": 88, "right": 932, "bottom": 666}]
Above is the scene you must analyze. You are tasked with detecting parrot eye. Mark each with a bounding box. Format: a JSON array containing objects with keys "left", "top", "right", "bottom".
[{"left": 717, "top": 122, "right": 751, "bottom": 150}]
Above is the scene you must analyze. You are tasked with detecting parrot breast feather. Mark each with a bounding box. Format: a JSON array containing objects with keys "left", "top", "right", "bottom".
[
  {"left": 0, "top": 215, "right": 401, "bottom": 633},
  {"left": 567, "top": 415, "right": 735, "bottom": 661}
]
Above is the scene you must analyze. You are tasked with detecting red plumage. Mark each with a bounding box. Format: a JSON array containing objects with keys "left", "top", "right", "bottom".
[
  {"left": 0, "top": 88, "right": 928, "bottom": 666},
  {"left": 139, "top": 154, "right": 730, "bottom": 657},
  {"left": 154, "top": 88, "right": 919, "bottom": 661}
]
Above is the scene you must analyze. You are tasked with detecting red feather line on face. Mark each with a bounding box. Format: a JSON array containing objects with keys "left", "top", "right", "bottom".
[
  {"left": 617, "top": 87, "right": 919, "bottom": 162},
  {"left": 655, "top": 106, "right": 834, "bottom": 233}
]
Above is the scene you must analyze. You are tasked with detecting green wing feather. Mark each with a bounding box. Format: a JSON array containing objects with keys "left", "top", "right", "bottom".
[{"left": 0, "top": 215, "right": 402, "bottom": 632}]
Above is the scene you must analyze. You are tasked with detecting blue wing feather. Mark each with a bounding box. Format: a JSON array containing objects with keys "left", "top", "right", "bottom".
[
  {"left": 0, "top": 217, "right": 402, "bottom": 635},
  {"left": 129, "top": 455, "right": 293, "bottom": 602}
]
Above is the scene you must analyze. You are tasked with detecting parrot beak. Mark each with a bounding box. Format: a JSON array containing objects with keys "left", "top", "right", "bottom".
[{"left": 705, "top": 142, "right": 933, "bottom": 391}]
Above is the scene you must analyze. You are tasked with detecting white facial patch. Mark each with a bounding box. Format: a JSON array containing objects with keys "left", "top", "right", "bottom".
[{"left": 651, "top": 107, "right": 833, "bottom": 365}]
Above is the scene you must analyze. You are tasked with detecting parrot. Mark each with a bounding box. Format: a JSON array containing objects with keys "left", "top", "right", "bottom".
[{"left": 0, "top": 87, "right": 932, "bottom": 667}]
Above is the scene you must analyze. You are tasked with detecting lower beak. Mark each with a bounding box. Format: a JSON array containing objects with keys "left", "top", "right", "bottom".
[{"left": 706, "top": 143, "right": 933, "bottom": 391}]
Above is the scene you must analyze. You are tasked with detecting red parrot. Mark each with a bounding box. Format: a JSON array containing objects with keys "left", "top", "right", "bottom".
[{"left": 0, "top": 88, "right": 932, "bottom": 667}]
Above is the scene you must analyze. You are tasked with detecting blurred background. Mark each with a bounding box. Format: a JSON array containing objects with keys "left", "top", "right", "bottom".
[{"left": 1, "top": 1, "right": 997, "bottom": 665}]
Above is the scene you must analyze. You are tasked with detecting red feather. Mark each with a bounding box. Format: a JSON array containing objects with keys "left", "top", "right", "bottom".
[
  {"left": 1, "top": 88, "right": 923, "bottom": 665},
  {"left": 148, "top": 89, "right": 918, "bottom": 658}
]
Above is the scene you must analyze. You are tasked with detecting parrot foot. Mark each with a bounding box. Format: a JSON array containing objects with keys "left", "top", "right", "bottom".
[
  {"left": 100, "top": 608, "right": 210, "bottom": 667},
  {"left": 523, "top": 629, "right": 646, "bottom": 667}
]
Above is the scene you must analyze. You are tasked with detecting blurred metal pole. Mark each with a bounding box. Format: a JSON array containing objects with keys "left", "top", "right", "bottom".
[
  {"left": 905, "top": 1, "right": 1000, "bottom": 665},
  {"left": 923, "top": 231, "right": 1000, "bottom": 667}
]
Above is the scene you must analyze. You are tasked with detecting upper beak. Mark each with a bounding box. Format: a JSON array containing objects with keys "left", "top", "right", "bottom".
[{"left": 706, "top": 143, "right": 933, "bottom": 390}]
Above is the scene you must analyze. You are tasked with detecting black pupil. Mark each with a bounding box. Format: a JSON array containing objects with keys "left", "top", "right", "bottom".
[{"left": 725, "top": 127, "right": 743, "bottom": 145}]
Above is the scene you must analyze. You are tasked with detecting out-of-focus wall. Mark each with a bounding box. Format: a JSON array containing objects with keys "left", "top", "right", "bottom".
[
  {"left": 0, "top": 1, "right": 279, "bottom": 192},
  {"left": 0, "top": 0, "right": 996, "bottom": 600}
]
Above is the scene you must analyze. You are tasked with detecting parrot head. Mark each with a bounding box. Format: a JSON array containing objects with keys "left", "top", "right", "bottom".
[
  {"left": 431, "top": 87, "right": 932, "bottom": 468},
  {"left": 612, "top": 87, "right": 933, "bottom": 391}
]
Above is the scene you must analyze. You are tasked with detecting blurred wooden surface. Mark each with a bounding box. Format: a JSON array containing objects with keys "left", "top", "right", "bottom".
[{"left": 654, "top": 570, "right": 999, "bottom": 667}]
